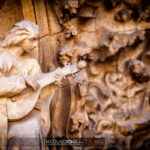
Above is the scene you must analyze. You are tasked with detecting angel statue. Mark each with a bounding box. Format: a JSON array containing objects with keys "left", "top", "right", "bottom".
[{"left": 0, "top": 20, "right": 86, "bottom": 150}]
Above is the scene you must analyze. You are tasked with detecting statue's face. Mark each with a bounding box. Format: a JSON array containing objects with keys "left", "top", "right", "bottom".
[
  {"left": 19, "top": 37, "right": 38, "bottom": 53},
  {"left": 78, "top": 83, "right": 87, "bottom": 97}
]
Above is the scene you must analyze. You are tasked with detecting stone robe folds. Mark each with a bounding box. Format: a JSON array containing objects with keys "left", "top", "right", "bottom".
[{"left": 0, "top": 50, "right": 56, "bottom": 149}]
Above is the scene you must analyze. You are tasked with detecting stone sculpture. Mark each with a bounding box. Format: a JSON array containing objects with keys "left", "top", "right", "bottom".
[
  {"left": 0, "top": 19, "right": 86, "bottom": 150},
  {"left": 0, "top": 0, "right": 150, "bottom": 149}
]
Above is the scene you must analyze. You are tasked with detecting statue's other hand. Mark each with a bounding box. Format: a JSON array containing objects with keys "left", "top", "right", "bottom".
[
  {"left": 54, "top": 73, "right": 65, "bottom": 85},
  {"left": 24, "top": 76, "right": 40, "bottom": 91},
  {"left": 0, "top": 50, "right": 16, "bottom": 74}
]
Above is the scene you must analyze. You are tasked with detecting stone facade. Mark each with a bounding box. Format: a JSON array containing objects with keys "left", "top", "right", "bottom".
[{"left": 0, "top": 0, "right": 150, "bottom": 149}]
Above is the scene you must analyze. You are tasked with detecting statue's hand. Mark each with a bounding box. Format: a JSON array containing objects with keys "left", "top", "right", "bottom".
[
  {"left": 54, "top": 72, "right": 66, "bottom": 85},
  {"left": 0, "top": 50, "right": 16, "bottom": 74},
  {"left": 24, "top": 76, "right": 40, "bottom": 91}
]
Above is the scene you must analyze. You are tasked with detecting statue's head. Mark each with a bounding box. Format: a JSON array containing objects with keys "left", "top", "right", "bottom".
[
  {"left": 58, "top": 45, "right": 73, "bottom": 65},
  {"left": 0, "top": 19, "right": 39, "bottom": 52}
]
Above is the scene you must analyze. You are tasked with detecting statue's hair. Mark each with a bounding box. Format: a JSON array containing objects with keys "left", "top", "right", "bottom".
[
  {"left": 59, "top": 45, "right": 73, "bottom": 56},
  {"left": 0, "top": 19, "right": 39, "bottom": 47}
]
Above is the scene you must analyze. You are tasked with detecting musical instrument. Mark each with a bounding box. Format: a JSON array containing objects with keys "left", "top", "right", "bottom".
[{"left": 6, "top": 61, "right": 87, "bottom": 121}]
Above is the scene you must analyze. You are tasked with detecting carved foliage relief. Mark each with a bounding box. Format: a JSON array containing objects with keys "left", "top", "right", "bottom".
[{"left": 56, "top": 0, "right": 150, "bottom": 149}]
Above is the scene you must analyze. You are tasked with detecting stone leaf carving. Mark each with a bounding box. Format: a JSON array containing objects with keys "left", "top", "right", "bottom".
[{"left": 55, "top": 0, "right": 150, "bottom": 149}]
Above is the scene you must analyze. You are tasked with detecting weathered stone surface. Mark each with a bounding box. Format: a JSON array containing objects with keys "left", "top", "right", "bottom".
[
  {"left": 21, "top": 0, "right": 36, "bottom": 23},
  {"left": 0, "top": 0, "right": 23, "bottom": 35}
]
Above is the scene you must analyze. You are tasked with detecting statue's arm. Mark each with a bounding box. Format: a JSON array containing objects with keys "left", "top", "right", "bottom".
[
  {"left": 0, "top": 75, "right": 26, "bottom": 97},
  {"left": 0, "top": 73, "right": 40, "bottom": 98},
  {"left": 22, "top": 58, "right": 41, "bottom": 91}
]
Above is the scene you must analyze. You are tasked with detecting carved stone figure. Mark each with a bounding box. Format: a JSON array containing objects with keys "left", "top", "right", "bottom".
[{"left": 0, "top": 19, "right": 86, "bottom": 150}]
